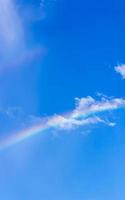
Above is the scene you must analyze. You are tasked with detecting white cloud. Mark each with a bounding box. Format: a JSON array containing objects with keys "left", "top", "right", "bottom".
[
  {"left": 115, "top": 64, "right": 125, "bottom": 79},
  {"left": 47, "top": 115, "right": 103, "bottom": 130},
  {"left": 46, "top": 96, "right": 125, "bottom": 130},
  {"left": 0, "top": 0, "right": 24, "bottom": 54},
  {"left": 0, "top": 95, "right": 125, "bottom": 149},
  {"left": 72, "top": 96, "right": 125, "bottom": 118},
  {"left": 5, "top": 95, "right": 123, "bottom": 133}
]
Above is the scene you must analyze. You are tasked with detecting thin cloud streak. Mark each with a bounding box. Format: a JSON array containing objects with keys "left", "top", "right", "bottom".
[
  {"left": 0, "top": 0, "right": 47, "bottom": 71},
  {"left": 0, "top": 0, "right": 24, "bottom": 51},
  {"left": 0, "top": 46, "right": 46, "bottom": 73},
  {"left": 0, "top": 96, "right": 125, "bottom": 150}
]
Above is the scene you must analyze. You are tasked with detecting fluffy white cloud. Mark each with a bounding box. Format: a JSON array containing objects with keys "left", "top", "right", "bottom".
[
  {"left": 1, "top": 95, "right": 125, "bottom": 149},
  {"left": 73, "top": 96, "right": 125, "bottom": 118},
  {"left": 115, "top": 64, "right": 125, "bottom": 79},
  {"left": 47, "top": 115, "right": 103, "bottom": 130},
  {"left": 47, "top": 96, "right": 125, "bottom": 130}
]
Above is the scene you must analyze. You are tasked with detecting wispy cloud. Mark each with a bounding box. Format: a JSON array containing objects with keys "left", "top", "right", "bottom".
[
  {"left": 0, "top": 0, "right": 48, "bottom": 71},
  {"left": 48, "top": 96, "right": 125, "bottom": 130},
  {"left": 20, "top": 0, "right": 56, "bottom": 23},
  {"left": 73, "top": 96, "right": 125, "bottom": 118},
  {"left": 0, "top": 46, "right": 46, "bottom": 73},
  {"left": 0, "top": 95, "right": 125, "bottom": 149},
  {"left": 0, "top": 0, "right": 24, "bottom": 52},
  {"left": 115, "top": 64, "right": 125, "bottom": 79}
]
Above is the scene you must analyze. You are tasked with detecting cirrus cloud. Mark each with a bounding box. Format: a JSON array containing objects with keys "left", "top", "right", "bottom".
[{"left": 0, "top": 0, "right": 24, "bottom": 52}]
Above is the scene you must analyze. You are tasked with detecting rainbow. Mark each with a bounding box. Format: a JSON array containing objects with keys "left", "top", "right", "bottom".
[
  {"left": 0, "top": 114, "right": 69, "bottom": 150},
  {"left": 0, "top": 96, "right": 125, "bottom": 150},
  {"left": 0, "top": 115, "right": 67, "bottom": 150}
]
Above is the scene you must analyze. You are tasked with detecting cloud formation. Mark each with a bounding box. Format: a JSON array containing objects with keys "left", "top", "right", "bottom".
[
  {"left": 115, "top": 64, "right": 125, "bottom": 79},
  {"left": 0, "top": 0, "right": 24, "bottom": 52},
  {"left": 0, "top": 95, "right": 125, "bottom": 149},
  {"left": 48, "top": 96, "right": 125, "bottom": 130},
  {"left": 0, "top": 0, "right": 49, "bottom": 71}
]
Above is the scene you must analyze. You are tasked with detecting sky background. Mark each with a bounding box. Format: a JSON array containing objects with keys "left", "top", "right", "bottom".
[{"left": 0, "top": 0, "right": 125, "bottom": 199}]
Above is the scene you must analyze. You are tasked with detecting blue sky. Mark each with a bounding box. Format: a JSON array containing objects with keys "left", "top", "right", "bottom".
[{"left": 0, "top": 0, "right": 125, "bottom": 199}]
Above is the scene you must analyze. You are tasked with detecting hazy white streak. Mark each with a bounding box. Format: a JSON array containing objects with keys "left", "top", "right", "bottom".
[{"left": 0, "top": 0, "right": 24, "bottom": 51}]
